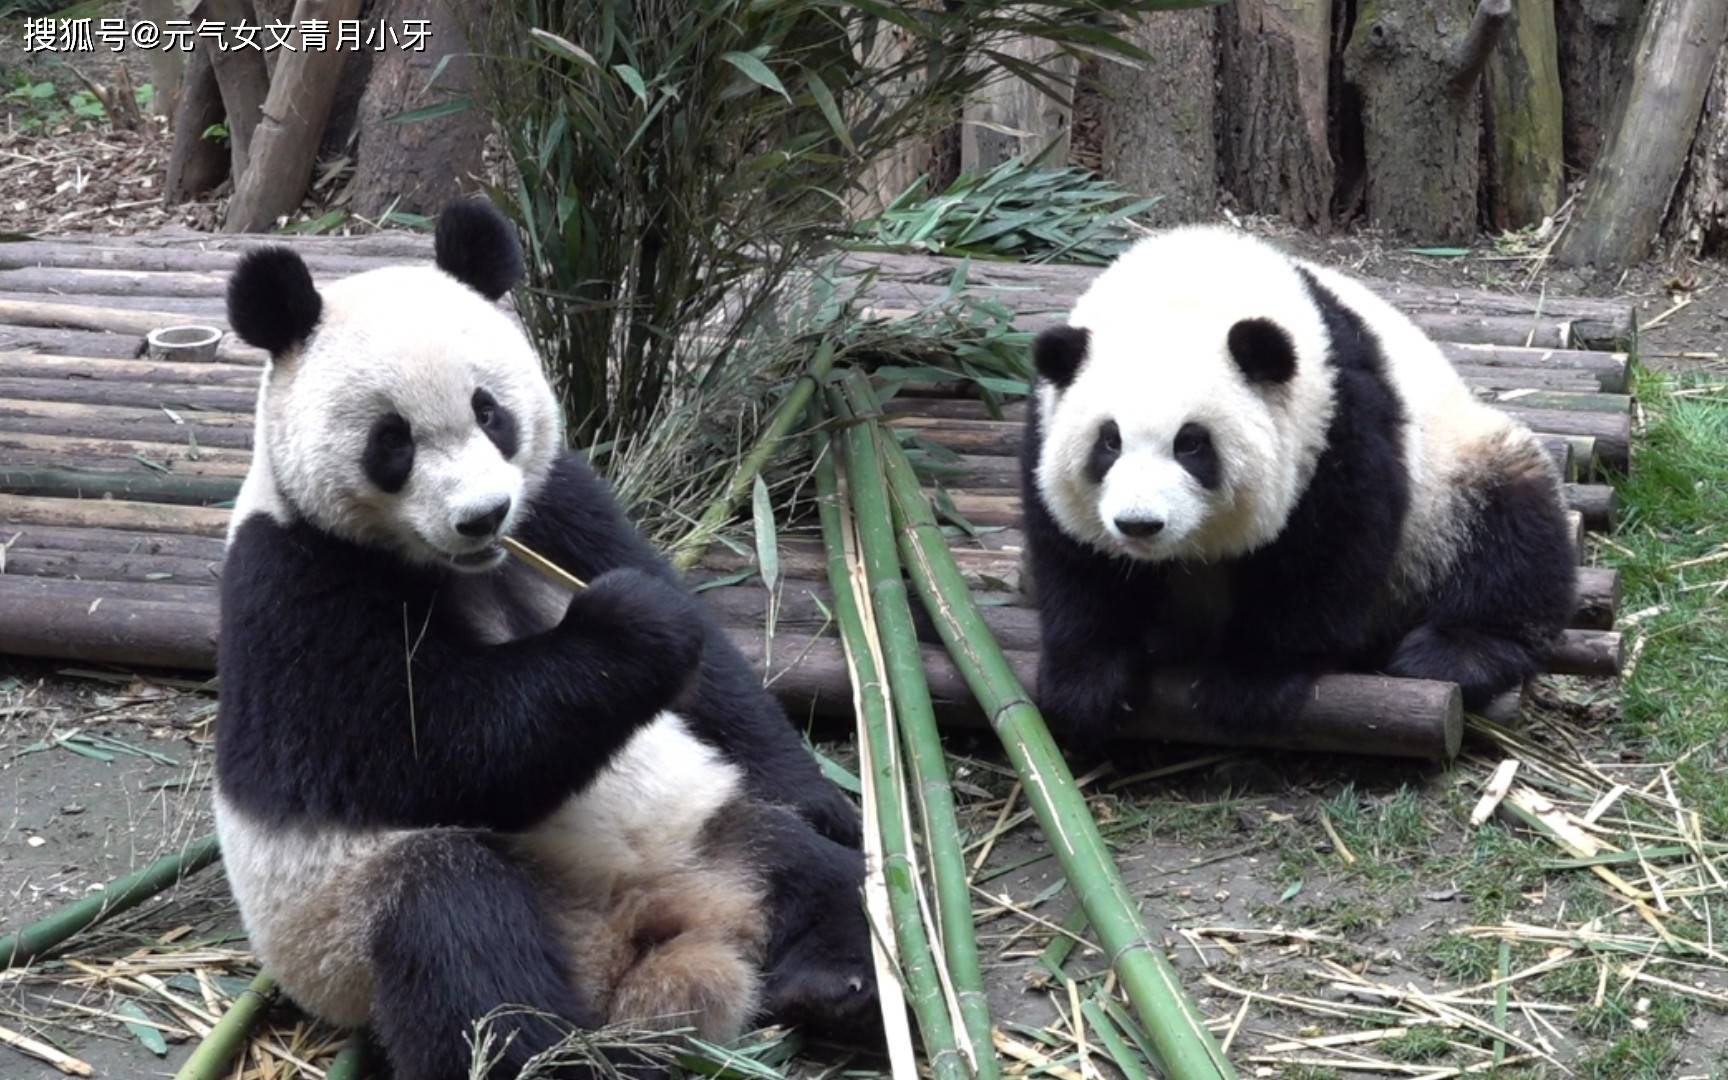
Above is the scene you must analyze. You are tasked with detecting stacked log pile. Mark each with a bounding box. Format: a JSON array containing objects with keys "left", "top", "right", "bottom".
[{"left": 0, "top": 233, "right": 1634, "bottom": 760}]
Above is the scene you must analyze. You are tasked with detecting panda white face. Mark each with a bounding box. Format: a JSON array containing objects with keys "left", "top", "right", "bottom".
[
  {"left": 264, "top": 268, "right": 560, "bottom": 571},
  {"left": 227, "top": 203, "right": 562, "bottom": 573},
  {"left": 1031, "top": 227, "right": 1339, "bottom": 564}
]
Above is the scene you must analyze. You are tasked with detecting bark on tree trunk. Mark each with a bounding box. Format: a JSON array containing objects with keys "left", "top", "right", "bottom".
[
  {"left": 345, "top": 0, "right": 487, "bottom": 219},
  {"left": 200, "top": 0, "right": 270, "bottom": 182},
  {"left": 1215, "top": 0, "right": 1333, "bottom": 228},
  {"left": 137, "top": 0, "right": 184, "bottom": 119},
  {"left": 1097, "top": 10, "right": 1217, "bottom": 226},
  {"left": 850, "top": 19, "right": 934, "bottom": 216},
  {"left": 1555, "top": 0, "right": 1645, "bottom": 172},
  {"left": 223, "top": 0, "right": 365, "bottom": 233},
  {"left": 961, "top": 37, "right": 1075, "bottom": 172},
  {"left": 1343, "top": 0, "right": 1507, "bottom": 241},
  {"left": 1483, "top": 0, "right": 1565, "bottom": 230},
  {"left": 1666, "top": 48, "right": 1728, "bottom": 256},
  {"left": 163, "top": 44, "right": 229, "bottom": 205},
  {"left": 1555, "top": 0, "right": 1728, "bottom": 267}
]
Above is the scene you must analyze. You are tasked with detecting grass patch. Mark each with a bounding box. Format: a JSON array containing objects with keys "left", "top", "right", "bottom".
[{"left": 1602, "top": 368, "right": 1728, "bottom": 831}]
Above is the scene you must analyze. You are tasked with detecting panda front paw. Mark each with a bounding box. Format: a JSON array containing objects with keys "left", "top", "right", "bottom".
[
  {"left": 764, "top": 842, "right": 879, "bottom": 1042},
  {"left": 1036, "top": 664, "right": 1126, "bottom": 760},
  {"left": 564, "top": 568, "right": 705, "bottom": 688},
  {"left": 1185, "top": 665, "right": 1311, "bottom": 729},
  {"left": 798, "top": 782, "right": 863, "bottom": 849}
]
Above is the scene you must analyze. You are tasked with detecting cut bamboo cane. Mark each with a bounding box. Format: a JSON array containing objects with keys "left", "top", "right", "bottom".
[
  {"left": 322, "top": 1036, "right": 377, "bottom": 1080},
  {"left": 808, "top": 406, "right": 969, "bottom": 1080},
  {"left": 0, "top": 834, "right": 220, "bottom": 968},
  {"left": 671, "top": 340, "right": 837, "bottom": 571},
  {"left": 171, "top": 972, "right": 277, "bottom": 1080},
  {"left": 847, "top": 379, "right": 1237, "bottom": 1079},
  {"left": 830, "top": 386, "right": 998, "bottom": 1080}
]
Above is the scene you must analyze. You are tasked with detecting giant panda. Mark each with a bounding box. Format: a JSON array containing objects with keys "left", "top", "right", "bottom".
[
  {"left": 1022, "top": 226, "right": 1578, "bottom": 751},
  {"left": 213, "top": 200, "right": 875, "bottom": 1080}
]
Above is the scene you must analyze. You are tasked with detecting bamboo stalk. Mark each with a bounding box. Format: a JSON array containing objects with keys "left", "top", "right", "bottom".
[
  {"left": 853, "top": 375, "right": 1236, "bottom": 1079},
  {"left": 830, "top": 385, "right": 998, "bottom": 1080},
  {"left": 171, "top": 972, "right": 277, "bottom": 1080},
  {"left": 809, "top": 405, "right": 968, "bottom": 1080},
  {"left": 322, "top": 1035, "right": 377, "bottom": 1080},
  {"left": 671, "top": 340, "right": 837, "bottom": 571},
  {"left": 0, "top": 834, "right": 220, "bottom": 968},
  {"left": 499, "top": 535, "right": 587, "bottom": 590}
]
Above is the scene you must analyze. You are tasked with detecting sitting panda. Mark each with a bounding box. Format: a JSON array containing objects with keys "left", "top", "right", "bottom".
[
  {"left": 213, "top": 200, "right": 875, "bottom": 1080},
  {"left": 1022, "top": 226, "right": 1578, "bottom": 750}
]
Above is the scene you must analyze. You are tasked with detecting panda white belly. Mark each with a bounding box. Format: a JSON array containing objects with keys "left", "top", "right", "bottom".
[{"left": 215, "top": 711, "right": 751, "bottom": 1031}]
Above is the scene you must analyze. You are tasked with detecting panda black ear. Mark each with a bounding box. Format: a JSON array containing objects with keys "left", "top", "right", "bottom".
[
  {"left": 1033, "top": 325, "right": 1090, "bottom": 389},
  {"left": 1227, "top": 318, "right": 1297, "bottom": 385},
  {"left": 227, "top": 247, "right": 322, "bottom": 357},
  {"left": 435, "top": 199, "right": 523, "bottom": 301}
]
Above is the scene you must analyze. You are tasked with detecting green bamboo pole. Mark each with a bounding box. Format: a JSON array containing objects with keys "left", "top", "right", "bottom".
[
  {"left": 172, "top": 971, "right": 278, "bottom": 1080},
  {"left": 671, "top": 340, "right": 838, "bottom": 571},
  {"left": 809, "top": 403, "right": 968, "bottom": 1080},
  {"left": 0, "top": 833, "right": 220, "bottom": 968},
  {"left": 853, "top": 375, "right": 1236, "bottom": 1079},
  {"left": 323, "top": 1034, "right": 377, "bottom": 1080},
  {"left": 831, "top": 383, "right": 998, "bottom": 1080}
]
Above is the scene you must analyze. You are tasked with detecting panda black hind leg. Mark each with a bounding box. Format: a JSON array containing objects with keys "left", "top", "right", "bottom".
[
  {"left": 1387, "top": 448, "right": 1577, "bottom": 708},
  {"left": 366, "top": 832, "right": 656, "bottom": 1080}
]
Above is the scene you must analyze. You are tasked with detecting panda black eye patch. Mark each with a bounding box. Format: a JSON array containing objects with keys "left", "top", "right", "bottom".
[
  {"left": 1174, "top": 421, "right": 1220, "bottom": 489},
  {"left": 363, "top": 412, "right": 416, "bottom": 493},
  {"left": 472, "top": 388, "right": 519, "bottom": 459},
  {"left": 1085, "top": 420, "right": 1122, "bottom": 483}
]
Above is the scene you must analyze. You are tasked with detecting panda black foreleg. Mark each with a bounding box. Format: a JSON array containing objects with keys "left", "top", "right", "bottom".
[{"left": 368, "top": 831, "right": 660, "bottom": 1080}]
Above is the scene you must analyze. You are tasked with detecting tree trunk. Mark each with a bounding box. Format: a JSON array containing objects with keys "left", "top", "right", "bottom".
[
  {"left": 850, "top": 20, "right": 935, "bottom": 216},
  {"left": 1555, "top": 0, "right": 1645, "bottom": 172},
  {"left": 345, "top": 0, "right": 487, "bottom": 219},
  {"left": 137, "top": 0, "right": 184, "bottom": 118},
  {"left": 1555, "top": 0, "right": 1728, "bottom": 267},
  {"left": 163, "top": 44, "right": 229, "bottom": 205},
  {"left": 223, "top": 0, "right": 365, "bottom": 233},
  {"left": 200, "top": 0, "right": 270, "bottom": 182},
  {"left": 1343, "top": 0, "right": 1508, "bottom": 241},
  {"left": 1483, "top": 0, "right": 1565, "bottom": 230},
  {"left": 961, "top": 37, "right": 1076, "bottom": 172},
  {"left": 1097, "top": 10, "right": 1217, "bottom": 226},
  {"left": 1215, "top": 0, "right": 1333, "bottom": 228},
  {"left": 1666, "top": 48, "right": 1728, "bottom": 256}
]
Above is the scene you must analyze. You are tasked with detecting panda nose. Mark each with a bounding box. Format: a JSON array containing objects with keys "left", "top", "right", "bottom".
[
  {"left": 1114, "top": 515, "right": 1165, "bottom": 538},
  {"left": 456, "top": 497, "right": 512, "bottom": 538}
]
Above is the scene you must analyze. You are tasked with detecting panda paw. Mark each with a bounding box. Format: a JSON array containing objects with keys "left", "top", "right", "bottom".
[
  {"left": 764, "top": 844, "right": 879, "bottom": 1042},
  {"left": 1036, "top": 669, "right": 1124, "bottom": 760},
  {"left": 798, "top": 783, "right": 864, "bottom": 849},
  {"left": 565, "top": 568, "right": 705, "bottom": 682}
]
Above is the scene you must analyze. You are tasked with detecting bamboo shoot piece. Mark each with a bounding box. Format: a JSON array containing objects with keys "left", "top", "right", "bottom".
[{"left": 172, "top": 972, "right": 277, "bottom": 1080}]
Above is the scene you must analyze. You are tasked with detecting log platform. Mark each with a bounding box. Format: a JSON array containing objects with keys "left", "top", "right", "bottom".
[{"left": 0, "top": 232, "right": 1636, "bottom": 760}]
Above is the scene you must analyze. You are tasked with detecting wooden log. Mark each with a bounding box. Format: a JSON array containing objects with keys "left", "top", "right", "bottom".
[
  {"left": 201, "top": 0, "right": 272, "bottom": 180},
  {"left": 0, "top": 578, "right": 219, "bottom": 670},
  {"left": 1410, "top": 310, "right": 1570, "bottom": 348},
  {"left": 0, "top": 298, "right": 228, "bottom": 337},
  {"left": 0, "top": 325, "right": 141, "bottom": 360},
  {"left": 0, "top": 352, "right": 261, "bottom": 386},
  {"left": 1549, "top": 628, "right": 1624, "bottom": 676},
  {"left": 1567, "top": 483, "right": 1617, "bottom": 532},
  {"left": 0, "top": 291, "right": 230, "bottom": 319},
  {"left": 0, "top": 266, "right": 235, "bottom": 298},
  {"left": 1, "top": 523, "right": 228, "bottom": 560},
  {"left": 1499, "top": 406, "right": 1629, "bottom": 470},
  {"left": 0, "top": 572, "right": 217, "bottom": 606},
  {"left": 1574, "top": 566, "right": 1620, "bottom": 631},
  {"left": 1667, "top": 32, "right": 1728, "bottom": 255},
  {"left": 1474, "top": 388, "right": 1630, "bottom": 414},
  {"left": 1450, "top": 363, "right": 1609, "bottom": 392},
  {"left": 1482, "top": 0, "right": 1565, "bottom": 229},
  {"left": 2, "top": 548, "right": 224, "bottom": 586},
  {"left": 0, "top": 244, "right": 400, "bottom": 277},
  {"left": 0, "top": 401, "right": 256, "bottom": 451},
  {"left": 0, "top": 468, "right": 242, "bottom": 507},
  {"left": 223, "top": 0, "right": 366, "bottom": 233},
  {"left": 0, "top": 494, "right": 229, "bottom": 537},
  {"left": 1216, "top": 0, "right": 1334, "bottom": 228},
  {"left": 0, "top": 428, "right": 250, "bottom": 468},
  {"left": 736, "top": 631, "right": 1463, "bottom": 761},
  {"left": 0, "top": 375, "right": 257, "bottom": 413},
  {"left": 1555, "top": 0, "right": 1728, "bottom": 267},
  {"left": 41, "top": 230, "right": 433, "bottom": 259}
]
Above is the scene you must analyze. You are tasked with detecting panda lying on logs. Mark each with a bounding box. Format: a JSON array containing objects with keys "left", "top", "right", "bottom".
[
  {"left": 1021, "top": 227, "right": 1578, "bottom": 751},
  {"left": 213, "top": 200, "right": 875, "bottom": 1080}
]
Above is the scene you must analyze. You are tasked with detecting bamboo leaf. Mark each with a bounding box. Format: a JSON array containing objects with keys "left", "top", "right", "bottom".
[
  {"left": 386, "top": 96, "right": 473, "bottom": 124},
  {"left": 116, "top": 1001, "right": 168, "bottom": 1057},
  {"left": 719, "top": 51, "right": 792, "bottom": 101},
  {"left": 751, "top": 474, "right": 780, "bottom": 593},
  {"left": 804, "top": 71, "right": 855, "bottom": 153},
  {"left": 530, "top": 28, "right": 598, "bottom": 68},
  {"left": 613, "top": 64, "right": 649, "bottom": 103}
]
